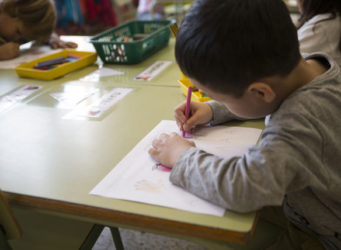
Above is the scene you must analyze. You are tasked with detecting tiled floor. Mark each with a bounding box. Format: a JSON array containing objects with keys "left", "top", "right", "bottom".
[{"left": 92, "top": 227, "right": 206, "bottom": 250}]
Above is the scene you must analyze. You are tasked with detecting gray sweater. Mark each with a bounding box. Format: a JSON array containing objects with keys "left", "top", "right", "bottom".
[{"left": 170, "top": 54, "right": 341, "bottom": 249}]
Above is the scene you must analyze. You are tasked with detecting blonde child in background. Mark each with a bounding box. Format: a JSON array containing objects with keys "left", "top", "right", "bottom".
[
  {"left": 297, "top": 0, "right": 341, "bottom": 66},
  {"left": 0, "top": 0, "right": 77, "bottom": 60}
]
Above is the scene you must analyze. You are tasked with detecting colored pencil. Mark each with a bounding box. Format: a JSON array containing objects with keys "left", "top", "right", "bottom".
[{"left": 183, "top": 86, "right": 192, "bottom": 137}]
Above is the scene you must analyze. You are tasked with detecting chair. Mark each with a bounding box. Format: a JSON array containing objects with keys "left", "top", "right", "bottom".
[
  {"left": 0, "top": 189, "right": 22, "bottom": 250},
  {"left": 80, "top": 225, "right": 124, "bottom": 250},
  {"left": 112, "top": 0, "right": 137, "bottom": 24}
]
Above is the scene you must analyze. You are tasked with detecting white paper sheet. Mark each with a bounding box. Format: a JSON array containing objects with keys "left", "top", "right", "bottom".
[
  {"left": 0, "top": 85, "right": 42, "bottom": 113},
  {"left": 64, "top": 87, "right": 133, "bottom": 119},
  {"left": 50, "top": 85, "right": 99, "bottom": 109},
  {"left": 133, "top": 61, "right": 172, "bottom": 81},
  {"left": 90, "top": 120, "right": 262, "bottom": 217},
  {"left": 79, "top": 67, "right": 125, "bottom": 82}
]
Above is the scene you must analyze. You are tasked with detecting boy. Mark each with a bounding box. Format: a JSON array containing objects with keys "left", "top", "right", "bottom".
[
  {"left": 0, "top": 0, "right": 77, "bottom": 60},
  {"left": 149, "top": 0, "right": 341, "bottom": 249}
]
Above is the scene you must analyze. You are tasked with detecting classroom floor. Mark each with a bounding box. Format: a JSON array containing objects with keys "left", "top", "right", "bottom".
[{"left": 92, "top": 227, "right": 206, "bottom": 250}]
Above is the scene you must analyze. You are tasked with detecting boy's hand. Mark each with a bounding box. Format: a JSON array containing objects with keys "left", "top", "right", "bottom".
[
  {"left": 0, "top": 42, "right": 20, "bottom": 60},
  {"left": 149, "top": 133, "right": 195, "bottom": 168},
  {"left": 174, "top": 101, "right": 213, "bottom": 133},
  {"left": 49, "top": 33, "right": 78, "bottom": 49}
]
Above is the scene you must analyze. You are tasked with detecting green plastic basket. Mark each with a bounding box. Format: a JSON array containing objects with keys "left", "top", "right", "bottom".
[{"left": 90, "top": 20, "right": 175, "bottom": 64}]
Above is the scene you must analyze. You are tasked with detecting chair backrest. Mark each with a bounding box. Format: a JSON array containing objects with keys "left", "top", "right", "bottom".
[
  {"left": 0, "top": 190, "right": 22, "bottom": 240},
  {"left": 112, "top": 0, "right": 136, "bottom": 24}
]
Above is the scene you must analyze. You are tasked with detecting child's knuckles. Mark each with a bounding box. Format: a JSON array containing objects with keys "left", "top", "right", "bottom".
[
  {"left": 170, "top": 132, "right": 178, "bottom": 138},
  {"left": 160, "top": 133, "right": 170, "bottom": 140},
  {"left": 148, "top": 148, "right": 155, "bottom": 155},
  {"left": 151, "top": 139, "right": 159, "bottom": 148},
  {"left": 149, "top": 147, "right": 159, "bottom": 157}
]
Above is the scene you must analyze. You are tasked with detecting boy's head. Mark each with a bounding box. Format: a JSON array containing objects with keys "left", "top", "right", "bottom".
[
  {"left": 175, "top": 0, "right": 301, "bottom": 98},
  {"left": 0, "top": 0, "right": 56, "bottom": 42}
]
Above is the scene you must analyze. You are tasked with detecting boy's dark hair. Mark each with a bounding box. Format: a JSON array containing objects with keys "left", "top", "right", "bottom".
[
  {"left": 297, "top": 0, "right": 341, "bottom": 53},
  {"left": 175, "top": 0, "right": 301, "bottom": 97}
]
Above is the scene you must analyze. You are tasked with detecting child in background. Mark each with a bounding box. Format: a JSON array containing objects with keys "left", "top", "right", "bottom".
[
  {"left": 136, "top": 0, "right": 164, "bottom": 20},
  {"left": 0, "top": 0, "right": 77, "bottom": 60},
  {"left": 297, "top": 0, "right": 341, "bottom": 66},
  {"left": 149, "top": 0, "right": 341, "bottom": 249}
]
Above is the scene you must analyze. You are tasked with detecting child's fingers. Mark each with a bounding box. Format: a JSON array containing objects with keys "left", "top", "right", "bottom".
[
  {"left": 174, "top": 103, "right": 187, "bottom": 129},
  {"left": 151, "top": 133, "right": 168, "bottom": 148},
  {"left": 175, "top": 102, "right": 202, "bottom": 132},
  {"left": 13, "top": 43, "right": 20, "bottom": 54},
  {"left": 58, "top": 41, "right": 68, "bottom": 48},
  {"left": 66, "top": 42, "right": 78, "bottom": 48},
  {"left": 148, "top": 147, "right": 161, "bottom": 163},
  {"left": 8, "top": 42, "right": 19, "bottom": 49},
  {"left": 183, "top": 114, "right": 199, "bottom": 132},
  {"left": 148, "top": 147, "right": 158, "bottom": 157},
  {"left": 50, "top": 42, "right": 58, "bottom": 49},
  {"left": 9, "top": 42, "right": 20, "bottom": 57},
  {"left": 49, "top": 40, "right": 77, "bottom": 49},
  {"left": 174, "top": 110, "right": 186, "bottom": 124},
  {"left": 174, "top": 103, "right": 186, "bottom": 120},
  {"left": 59, "top": 42, "right": 73, "bottom": 48}
]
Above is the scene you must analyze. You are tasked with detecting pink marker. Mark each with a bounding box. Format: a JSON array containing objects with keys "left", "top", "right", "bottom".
[
  {"left": 157, "top": 164, "right": 172, "bottom": 172},
  {"left": 183, "top": 86, "right": 192, "bottom": 137}
]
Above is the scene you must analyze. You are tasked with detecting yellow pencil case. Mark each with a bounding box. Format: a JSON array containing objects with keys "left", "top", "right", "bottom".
[
  {"left": 178, "top": 72, "right": 211, "bottom": 102},
  {"left": 15, "top": 50, "right": 97, "bottom": 80}
]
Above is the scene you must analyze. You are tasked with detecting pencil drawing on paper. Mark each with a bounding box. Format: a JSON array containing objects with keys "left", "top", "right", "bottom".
[{"left": 135, "top": 179, "right": 164, "bottom": 193}]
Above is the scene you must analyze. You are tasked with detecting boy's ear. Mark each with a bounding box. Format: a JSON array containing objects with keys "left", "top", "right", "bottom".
[{"left": 247, "top": 82, "right": 276, "bottom": 103}]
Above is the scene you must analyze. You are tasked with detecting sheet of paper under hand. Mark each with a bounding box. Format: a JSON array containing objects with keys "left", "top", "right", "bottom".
[{"left": 90, "top": 120, "right": 262, "bottom": 217}]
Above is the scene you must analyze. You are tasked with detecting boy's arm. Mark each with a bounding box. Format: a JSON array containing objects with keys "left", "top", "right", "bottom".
[
  {"left": 170, "top": 146, "right": 286, "bottom": 212},
  {"left": 0, "top": 43, "right": 20, "bottom": 60},
  {"left": 208, "top": 101, "right": 248, "bottom": 125},
  {"left": 169, "top": 120, "right": 322, "bottom": 212}
]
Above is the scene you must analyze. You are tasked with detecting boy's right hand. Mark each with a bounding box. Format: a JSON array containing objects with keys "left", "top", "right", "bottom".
[
  {"left": 174, "top": 101, "right": 213, "bottom": 133},
  {"left": 0, "top": 42, "right": 20, "bottom": 60}
]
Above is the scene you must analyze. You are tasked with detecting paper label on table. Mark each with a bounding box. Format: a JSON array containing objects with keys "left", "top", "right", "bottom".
[
  {"left": 3, "top": 85, "right": 42, "bottom": 102},
  {"left": 134, "top": 61, "right": 172, "bottom": 81},
  {"left": 50, "top": 86, "right": 99, "bottom": 109},
  {"left": 64, "top": 87, "right": 133, "bottom": 119},
  {"left": 0, "top": 85, "right": 42, "bottom": 113},
  {"left": 80, "top": 67, "right": 125, "bottom": 82},
  {"left": 90, "top": 120, "right": 262, "bottom": 217}
]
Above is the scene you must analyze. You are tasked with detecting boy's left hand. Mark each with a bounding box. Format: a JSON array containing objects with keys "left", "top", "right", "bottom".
[
  {"left": 49, "top": 33, "right": 78, "bottom": 49},
  {"left": 149, "top": 133, "right": 195, "bottom": 168}
]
